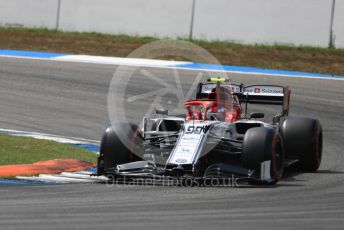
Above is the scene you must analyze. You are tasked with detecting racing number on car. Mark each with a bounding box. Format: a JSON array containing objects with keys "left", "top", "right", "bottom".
[{"left": 185, "top": 125, "right": 209, "bottom": 134}]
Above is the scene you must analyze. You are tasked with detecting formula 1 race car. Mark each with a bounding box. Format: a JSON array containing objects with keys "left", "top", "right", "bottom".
[{"left": 97, "top": 78, "right": 323, "bottom": 185}]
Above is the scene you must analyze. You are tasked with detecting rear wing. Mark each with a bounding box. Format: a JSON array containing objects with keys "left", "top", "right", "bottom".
[
  {"left": 195, "top": 81, "right": 291, "bottom": 123},
  {"left": 231, "top": 85, "right": 289, "bottom": 104},
  {"left": 230, "top": 84, "right": 291, "bottom": 123}
]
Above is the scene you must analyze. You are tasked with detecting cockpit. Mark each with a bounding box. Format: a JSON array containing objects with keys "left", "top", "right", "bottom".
[{"left": 184, "top": 78, "right": 241, "bottom": 123}]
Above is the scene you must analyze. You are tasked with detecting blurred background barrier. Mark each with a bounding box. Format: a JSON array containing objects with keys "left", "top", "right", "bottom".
[
  {"left": 58, "top": 0, "right": 194, "bottom": 38},
  {"left": 0, "top": 0, "right": 59, "bottom": 29},
  {"left": 0, "top": 0, "right": 343, "bottom": 48},
  {"left": 333, "top": 0, "right": 344, "bottom": 48},
  {"left": 192, "top": 0, "right": 333, "bottom": 47}
]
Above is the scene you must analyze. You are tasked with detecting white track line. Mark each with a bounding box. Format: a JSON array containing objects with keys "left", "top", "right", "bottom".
[
  {"left": 54, "top": 55, "right": 190, "bottom": 67},
  {"left": 36, "top": 174, "right": 97, "bottom": 183},
  {"left": 0, "top": 128, "right": 100, "bottom": 145}
]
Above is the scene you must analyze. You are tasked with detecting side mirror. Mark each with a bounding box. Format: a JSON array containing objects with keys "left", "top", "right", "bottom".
[
  {"left": 250, "top": 112, "right": 264, "bottom": 119},
  {"left": 156, "top": 109, "right": 168, "bottom": 116}
]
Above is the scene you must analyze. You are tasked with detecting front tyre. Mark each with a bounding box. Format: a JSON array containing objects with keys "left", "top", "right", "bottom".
[
  {"left": 97, "top": 123, "right": 142, "bottom": 175},
  {"left": 242, "top": 127, "right": 284, "bottom": 183}
]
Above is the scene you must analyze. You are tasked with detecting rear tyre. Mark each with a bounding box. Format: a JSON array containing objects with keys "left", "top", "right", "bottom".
[
  {"left": 97, "top": 123, "right": 142, "bottom": 175},
  {"left": 280, "top": 117, "right": 322, "bottom": 172},
  {"left": 242, "top": 127, "right": 284, "bottom": 183}
]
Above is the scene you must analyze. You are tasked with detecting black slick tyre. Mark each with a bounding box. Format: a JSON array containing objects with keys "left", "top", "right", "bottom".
[
  {"left": 97, "top": 123, "right": 142, "bottom": 174},
  {"left": 280, "top": 117, "right": 322, "bottom": 172},
  {"left": 242, "top": 127, "right": 284, "bottom": 183}
]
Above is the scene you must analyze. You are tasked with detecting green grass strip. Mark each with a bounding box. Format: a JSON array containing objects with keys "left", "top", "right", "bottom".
[{"left": 0, "top": 134, "right": 97, "bottom": 165}]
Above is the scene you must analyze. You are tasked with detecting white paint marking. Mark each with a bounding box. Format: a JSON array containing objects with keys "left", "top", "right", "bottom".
[
  {"left": 36, "top": 174, "right": 96, "bottom": 183},
  {"left": 54, "top": 55, "right": 190, "bottom": 67},
  {"left": 0, "top": 128, "right": 99, "bottom": 145}
]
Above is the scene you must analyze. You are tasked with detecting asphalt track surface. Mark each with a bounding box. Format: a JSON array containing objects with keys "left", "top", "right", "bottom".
[{"left": 0, "top": 57, "right": 344, "bottom": 230}]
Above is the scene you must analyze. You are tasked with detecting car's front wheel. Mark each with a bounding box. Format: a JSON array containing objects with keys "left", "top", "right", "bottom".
[
  {"left": 97, "top": 123, "right": 142, "bottom": 175},
  {"left": 242, "top": 127, "right": 284, "bottom": 184}
]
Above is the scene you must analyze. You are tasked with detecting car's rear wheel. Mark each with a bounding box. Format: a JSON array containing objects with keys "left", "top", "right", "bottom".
[
  {"left": 280, "top": 117, "right": 322, "bottom": 172},
  {"left": 242, "top": 127, "right": 284, "bottom": 183},
  {"left": 97, "top": 123, "right": 142, "bottom": 175}
]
